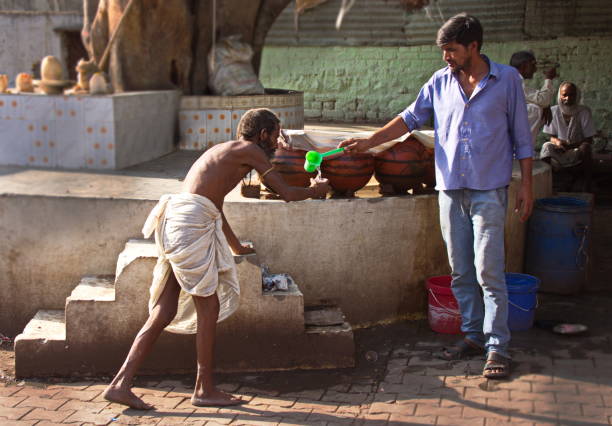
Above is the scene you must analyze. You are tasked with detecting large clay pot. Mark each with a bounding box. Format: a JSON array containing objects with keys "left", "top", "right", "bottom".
[
  {"left": 375, "top": 136, "right": 434, "bottom": 194},
  {"left": 321, "top": 153, "right": 375, "bottom": 196},
  {"left": 271, "top": 148, "right": 315, "bottom": 187},
  {"left": 422, "top": 146, "right": 436, "bottom": 189}
]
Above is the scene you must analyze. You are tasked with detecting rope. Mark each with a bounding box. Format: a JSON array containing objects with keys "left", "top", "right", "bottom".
[
  {"left": 98, "top": 0, "right": 138, "bottom": 71},
  {"left": 210, "top": 0, "right": 217, "bottom": 71},
  {"left": 429, "top": 289, "right": 538, "bottom": 314},
  {"left": 427, "top": 289, "right": 461, "bottom": 317},
  {"left": 508, "top": 296, "right": 538, "bottom": 313},
  {"left": 575, "top": 224, "right": 589, "bottom": 269}
]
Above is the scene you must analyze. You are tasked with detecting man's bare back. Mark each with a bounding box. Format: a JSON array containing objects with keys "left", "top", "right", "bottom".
[
  {"left": 182, "top": 140, "right": 269, "bottom": 210},
  {"left": 183, "top": 137, "right": 329, "bottom": 211}
]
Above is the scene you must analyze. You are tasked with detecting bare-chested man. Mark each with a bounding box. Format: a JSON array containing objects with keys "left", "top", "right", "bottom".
[{"left": 103, "top": 108, "right": 330, "bottom": 410}]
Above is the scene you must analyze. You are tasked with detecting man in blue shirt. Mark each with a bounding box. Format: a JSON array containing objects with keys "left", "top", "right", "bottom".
[{"left": 340, "top": 13, "right": 533, "bottom": 379}]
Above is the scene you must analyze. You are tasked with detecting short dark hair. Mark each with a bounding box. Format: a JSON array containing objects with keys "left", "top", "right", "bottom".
[
  {"left": 510, "top": 51, "right": 535, "bottom": 69},
  {"left": 237, "top": 108, "right": 280, "bottom": 140},
  {"left": 436, "top": 13, "right": 483, "bottom": 51}
]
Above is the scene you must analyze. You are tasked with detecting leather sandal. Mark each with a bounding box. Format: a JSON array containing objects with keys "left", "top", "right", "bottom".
[
  {"left": 483, "top": 351, "right": 510, "bottom": 379},
  {"left": 437, "top": 338, "right": 485, "bottom": 361}
]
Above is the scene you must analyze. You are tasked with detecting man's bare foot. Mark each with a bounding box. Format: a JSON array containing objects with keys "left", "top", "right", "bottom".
[
  {"left": 103, "top": 385, "right": 154, "bottom": 410},
  {"left": 191, "top": 389, "right": 244, "bottom": 407}
]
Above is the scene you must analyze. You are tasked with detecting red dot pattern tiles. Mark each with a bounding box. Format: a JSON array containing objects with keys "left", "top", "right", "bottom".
[
  {"left": 179, "top": 107, "right": 304, "bottom": 151},
  {"left": 0, "top": 94, "right": 116, "bottom": 169}
]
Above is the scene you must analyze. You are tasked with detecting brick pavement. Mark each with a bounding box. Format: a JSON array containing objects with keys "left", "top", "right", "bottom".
[
  {"left": 1, "top": 336, "right": 611, "bottom": 425},
  {"left": 2, "top": 294, "right": 612, "bottom": 425}
]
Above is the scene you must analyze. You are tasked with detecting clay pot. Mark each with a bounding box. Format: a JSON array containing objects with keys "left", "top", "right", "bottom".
[
  {"left": 270, "top": 147, "right": 315, "bottom": 187},
  {"left": 422, "top": 146, "right": 435, "bottom": 188},
  {"left": 321, "top": 153, "right": 375, "bottom": 197},
  {"left": 375, "top": 136, "right": 434, "bottom": 194}
]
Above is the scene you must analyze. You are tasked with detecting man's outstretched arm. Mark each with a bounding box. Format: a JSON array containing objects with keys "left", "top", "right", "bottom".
[{"left": 339, "top": 116, "right": 409, "bottom": 153}]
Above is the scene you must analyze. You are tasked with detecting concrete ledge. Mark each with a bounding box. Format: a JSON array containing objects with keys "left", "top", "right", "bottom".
[{"left": 0, "top": 153, "right": 552, "bottom": 335}]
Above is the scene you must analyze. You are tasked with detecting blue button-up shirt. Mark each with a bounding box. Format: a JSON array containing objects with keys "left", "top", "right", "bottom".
[{"left": 399, "top": 56, "right": 532, "bottom": 191}]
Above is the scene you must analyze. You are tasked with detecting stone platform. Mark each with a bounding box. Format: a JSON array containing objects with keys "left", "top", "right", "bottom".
[
  {"left": 0, "top": 150, "right": 552, "bottom": 339},
  {"left": 0, "top": 123, "right": 553, "bottom": 376},
  {"left": 0, "top": 91, "right": 179, "bottom": 170}
]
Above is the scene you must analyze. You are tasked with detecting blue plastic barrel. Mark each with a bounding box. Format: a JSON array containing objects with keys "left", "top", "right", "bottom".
[
  {"left": 525, "top": 196, "right": 591, "bottom": 294},
  {"left": 506, "top": 273, "right": 540, "bottom": 331}
]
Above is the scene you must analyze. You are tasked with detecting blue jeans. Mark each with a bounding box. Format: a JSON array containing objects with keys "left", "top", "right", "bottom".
[{"left": 438, "top": 188, "right": 510, "bottom": 358}]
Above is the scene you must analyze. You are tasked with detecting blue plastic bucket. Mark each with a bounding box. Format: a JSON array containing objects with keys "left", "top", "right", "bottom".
[{"left": 506, "top": 273, "right": 540, "bottom": 331}]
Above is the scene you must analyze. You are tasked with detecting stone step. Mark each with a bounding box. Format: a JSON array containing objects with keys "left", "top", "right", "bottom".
[
  {"left": 17, "top": 309, "right": 66, "bottom": 341},
  {"left": 65, "top": 275, "right": 117, "bottom": 344},
  {"left": 116, "top": 238, "right": 158, "bottom": 278},
  {"left": 67, "top": 275, "right": 115, "bottom": 302},
  {"left": 14, "top": 238, "right": 354, "bottom": 377},
  {"left": 304, "top": 305, "right": 345, "bottom": 326},
  {"left": 14, "top": 310, "right": 68, "bottom": 377}
]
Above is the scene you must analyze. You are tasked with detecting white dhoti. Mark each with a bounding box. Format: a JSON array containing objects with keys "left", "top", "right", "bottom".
[{"left": 142, "top": 193, "right": 240, "bottom": 334}]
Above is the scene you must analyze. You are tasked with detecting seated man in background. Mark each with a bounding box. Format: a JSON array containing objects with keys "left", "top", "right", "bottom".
[
  {"left": 510, "top": 50, "right": 557, "bottom": 150},
  {"left": 540, "top": 81, "right": 596, "bottom": 190}
]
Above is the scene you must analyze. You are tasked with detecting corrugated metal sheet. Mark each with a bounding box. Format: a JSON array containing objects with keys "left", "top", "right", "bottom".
[
  {"left": 0, "top": 0, "right": 82, "bottom": 12},
  {"left": 523, "top": 0, "right": 612, "bottom": 38},
  {"left": 266, "top": 0, "right": 612, "bottom": 46},
  {"left": 266, "top": 0, "right": 527, "bottom": 46},
  {"left": 573, "top": 1, "right": 612, "bottom": 35}
]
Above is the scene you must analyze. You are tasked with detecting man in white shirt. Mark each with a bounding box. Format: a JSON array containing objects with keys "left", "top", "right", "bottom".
[
  {"left": 540, "top": 81, "right": 596, "bottom": 190},
  {"left": 510, "top": 51, "right": 557, "bottom": 150}
]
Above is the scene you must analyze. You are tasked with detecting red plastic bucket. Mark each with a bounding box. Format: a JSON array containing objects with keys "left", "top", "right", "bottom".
[{"left": 426, "top": 275, "right": 462, "bottom": 334}]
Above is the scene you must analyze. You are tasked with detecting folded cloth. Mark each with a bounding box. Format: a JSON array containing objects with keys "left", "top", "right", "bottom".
[
  {"left": 539, "top": 142, "right": 583, "bottom": 169},
  {"left": 143, "top": 193, "right": 240, "bottom": 334}
]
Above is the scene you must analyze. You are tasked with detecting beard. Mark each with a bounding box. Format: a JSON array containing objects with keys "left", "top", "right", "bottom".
[
  {"left": 448, "top": 56, "right": 470, "bottom": 73},
  {"left": 258, "top": 140, "right": 276, "bottom": 159},
  {"left": 559, "top": 100, "right": 579, "bottom": 116}
]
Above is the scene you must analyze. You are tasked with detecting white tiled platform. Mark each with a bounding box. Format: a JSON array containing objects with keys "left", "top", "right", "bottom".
[
  {"left": 0, "top": 90, "right": 180, "bottom": 170},
  {"left": 178, "top": 90, "right": 304, "bottom": 150}
]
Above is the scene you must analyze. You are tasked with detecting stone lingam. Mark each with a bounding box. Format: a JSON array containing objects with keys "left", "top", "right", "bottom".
[
  {"left": 375, "top": 135, "right": 435, "bottom": 195},
  {"left": 38, "top": 56, "right": 73, "bottom": 95}
]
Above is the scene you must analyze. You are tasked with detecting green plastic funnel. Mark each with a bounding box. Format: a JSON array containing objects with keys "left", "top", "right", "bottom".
[{"left": 304, "top": 148, "right": 345, "bottom": 172}]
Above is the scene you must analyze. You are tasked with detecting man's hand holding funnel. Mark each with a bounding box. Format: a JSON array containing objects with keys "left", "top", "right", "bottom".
[
  {"left": 309, "top": 175, "right": 330, "bottom": 199},
  {"left": 338, "top": 137, "right": 373, "bottom": 154}
]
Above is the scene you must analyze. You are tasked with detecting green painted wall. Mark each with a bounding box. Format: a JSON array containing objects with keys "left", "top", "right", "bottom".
[{"left": 260, "top": 37, "right": 612, "bottom": 137}]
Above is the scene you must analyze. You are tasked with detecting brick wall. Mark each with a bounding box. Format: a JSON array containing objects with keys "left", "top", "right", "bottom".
[{"left": 260, "top": 37, "right": 612, "bottom": 136}]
